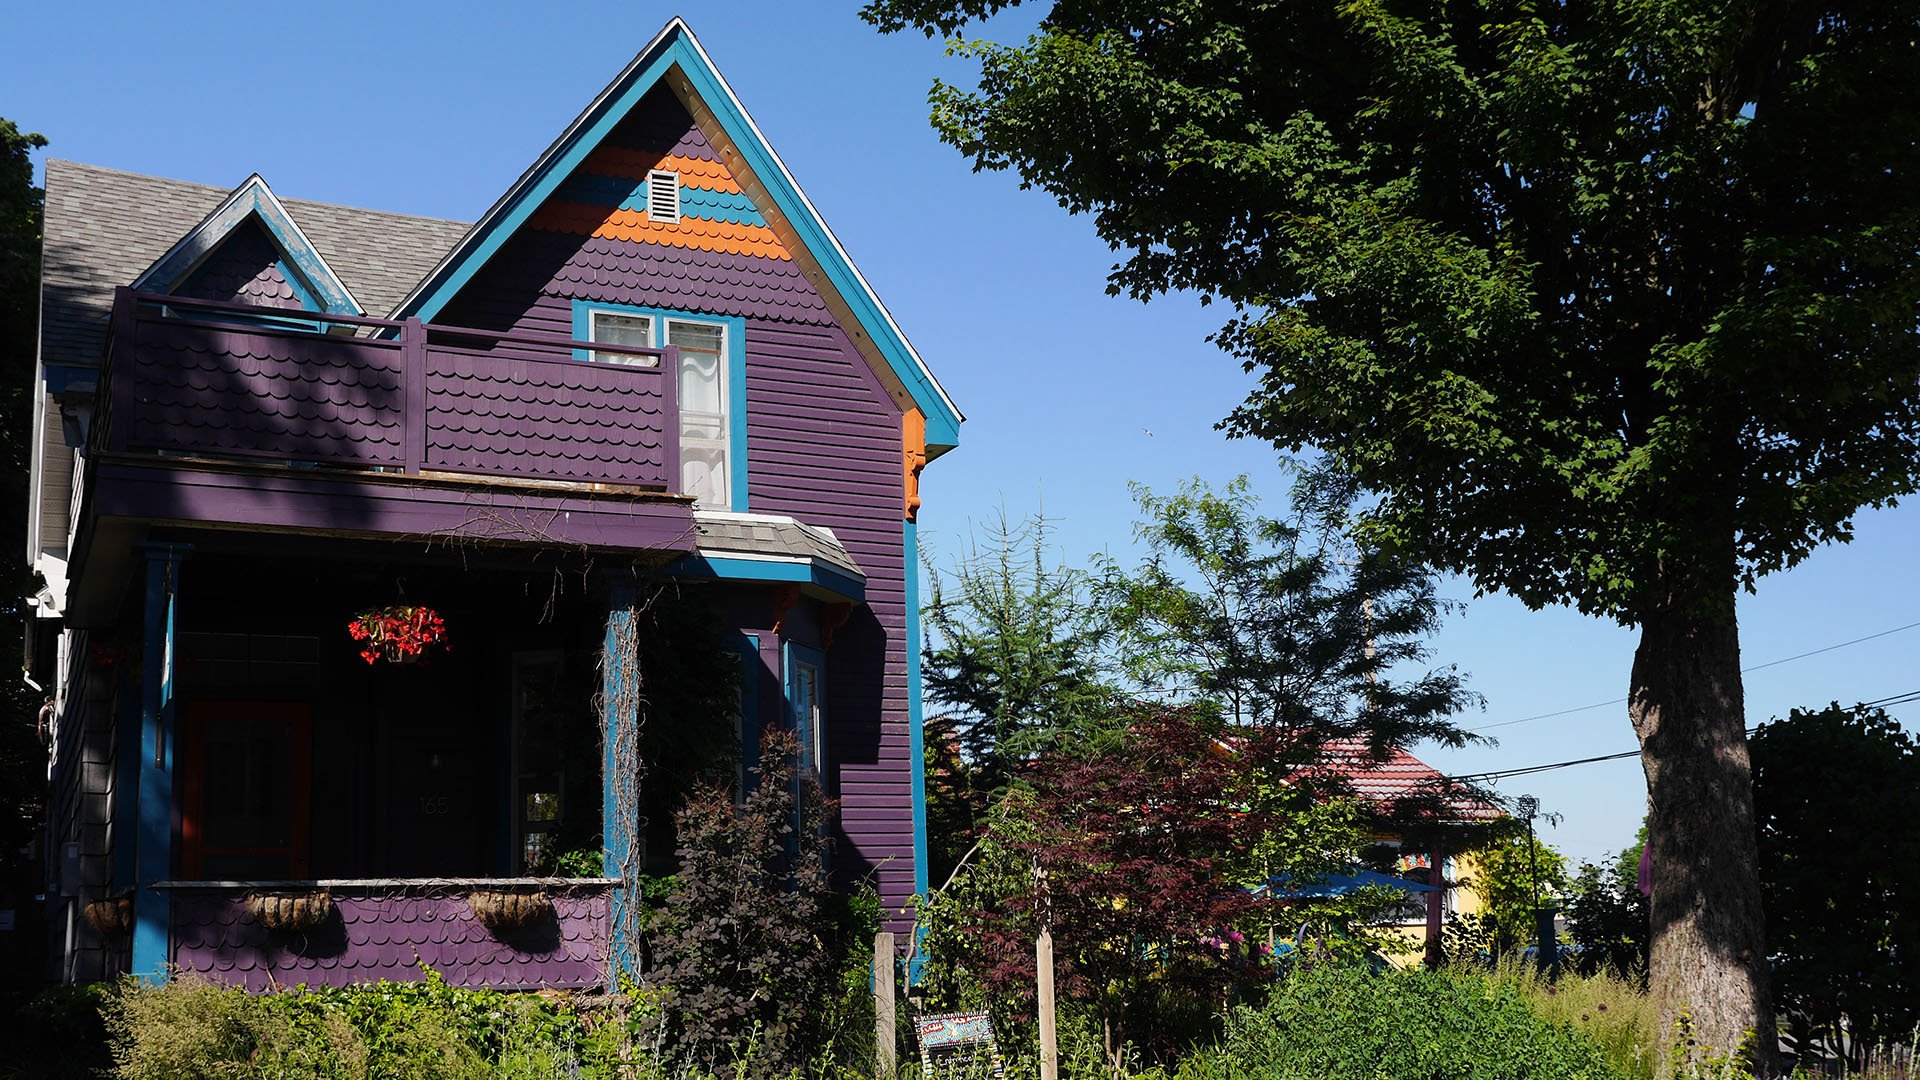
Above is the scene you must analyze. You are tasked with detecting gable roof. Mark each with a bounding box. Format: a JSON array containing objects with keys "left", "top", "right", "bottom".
[
  {"left": 1319, "top": 740, "right": 1503, "bottom": 822},
  {"left": 38, "top": 159, "right": 471, "bottom": 367},
  {"left": 392, "top": 18, "right": 964, "bottom": 451},
  {"left": 131, "top": 173, "right": 362, "bottom": 313}
]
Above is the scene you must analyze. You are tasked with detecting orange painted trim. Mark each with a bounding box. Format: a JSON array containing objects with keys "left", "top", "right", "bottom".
[
  {"left": 903, "top": 408, "right": 926, "bottom": 522},
  {"left": 530, "top": 202, "right": 791, "bottom": 260},
  {"left": 581, "top": 148, "right": 745, "bottom": 195}
]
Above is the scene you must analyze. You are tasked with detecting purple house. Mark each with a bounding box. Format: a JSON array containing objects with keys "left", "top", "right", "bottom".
[{"left": 26, "top": 19, "right": 960, "bottom": 990}]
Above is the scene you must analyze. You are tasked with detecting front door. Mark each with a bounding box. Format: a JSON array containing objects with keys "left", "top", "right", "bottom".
[{"left": 180, "top": 701, "right": 312, "bottom": 879}]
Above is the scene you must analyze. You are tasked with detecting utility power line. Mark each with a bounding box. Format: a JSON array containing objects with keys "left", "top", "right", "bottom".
[
  {"left": 1449, "top": 686, "right": 1920, "bottom": 785},
  {"left": 1466, "top": 619, "right": 1920, "bottom": 733}
]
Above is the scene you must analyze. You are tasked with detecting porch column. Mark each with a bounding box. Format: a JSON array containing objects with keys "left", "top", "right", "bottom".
[
  {"left": 602, "top": 579, "right": 640, "bottom": 985},
  {"left": 131, "top": 544, "right": 188, "bottom": 983},
  {"left": 1424, "top": 838, "right": 1447, "bottom": 969}
]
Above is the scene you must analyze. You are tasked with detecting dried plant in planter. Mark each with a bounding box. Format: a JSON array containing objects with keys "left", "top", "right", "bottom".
[
  {"left": 246, "top": 890, "right": 335, "bottom": 933},
  {"left": 469, "top": 889, "right": 553, "bottom": 933},
  {"left": 82, "top": 894, "right": 133, "bottom": 938}
]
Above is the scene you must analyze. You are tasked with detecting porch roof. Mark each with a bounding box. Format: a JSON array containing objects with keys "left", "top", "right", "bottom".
[{"left": 684, "top": 510, "right": 865, "bottom": 601}]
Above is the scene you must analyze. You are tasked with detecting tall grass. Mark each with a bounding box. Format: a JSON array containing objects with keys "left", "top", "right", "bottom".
[{"left": 1486, "top": 959, "right": 1660, "bottom": 1080}]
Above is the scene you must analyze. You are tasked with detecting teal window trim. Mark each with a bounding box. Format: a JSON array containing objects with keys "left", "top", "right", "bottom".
[
  {"left": 783, "top": 641, "right": 826, "bottom": 777},
  {"left": 573, "top": 299, "right": 748, "bottom": 511}
]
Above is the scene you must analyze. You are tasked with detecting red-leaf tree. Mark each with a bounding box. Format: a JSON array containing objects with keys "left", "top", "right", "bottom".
[{"left": 959, "top": 708, "right": 1288, "bottom": 1067}]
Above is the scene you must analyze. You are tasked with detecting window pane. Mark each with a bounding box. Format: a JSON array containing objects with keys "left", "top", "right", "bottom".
[
  {"left": 682, "top": 443, "right": 728, "bottom": 507},
  {"left": 667, "top": 321, "right": 723, "bottom": 356},
  {"left": 590, "top": 312, "right": 656, "bottom": 366},
  {"left": 679, "top": 350, "right": 723, "bottom": 414}
]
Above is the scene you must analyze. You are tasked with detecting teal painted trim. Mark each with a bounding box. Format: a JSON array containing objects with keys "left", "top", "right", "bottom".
[
  {"left": 904, "top": 518, "right": 930, "bottom": 986},
  {"left": 570, "top": 299, "right": 749, "bottom": 511},
  {"left": 132, "top": 545, "right": 186, "bottom": 984},
  {"left": 667, "top": 42, "right": 962, "bottom": 448},
  {"left": 602, "top": 581, "right": 638, "bottom": 986},
  {"left": 273, "top": 256, "right": 322, "bottom": 311},
  {"left": 400, "top": 28, "right": 960, "bottom": 447},
  {"left": 784, "top": 642, "right": 826, "bottom": 773},
  {"left": 406, "top": 43, "right": 685, "bottom": 325},
  {"left": 141, "top": 181, "right": 358, "bottom": 315},
  {"left": 668, "top": 552, "right": 865, "bottom": 602}
]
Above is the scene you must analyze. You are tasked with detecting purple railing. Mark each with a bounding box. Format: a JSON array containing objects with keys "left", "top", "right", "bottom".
[{"left": 97, "top": 288, "right": 680, "bottom": 491}]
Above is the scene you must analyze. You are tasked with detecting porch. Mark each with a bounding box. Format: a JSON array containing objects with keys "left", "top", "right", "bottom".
[{"left": 82, "top": 533, "right": 853, "bottom": 990}]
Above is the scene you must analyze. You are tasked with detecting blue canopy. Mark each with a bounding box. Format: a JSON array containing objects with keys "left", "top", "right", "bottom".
[{"left": 1256, "top": 869, "right": 1441, "bottom": 899}]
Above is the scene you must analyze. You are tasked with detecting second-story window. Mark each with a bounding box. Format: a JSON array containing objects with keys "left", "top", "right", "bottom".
[
  {"left": 668, "top": 319, "right": 731, "bottom": 509},
  {"left": 586, "top": 309, "right": 735, "bottom": 509},
  {"left": 589, "top": 311, "right": 655, "bottom": 367}
]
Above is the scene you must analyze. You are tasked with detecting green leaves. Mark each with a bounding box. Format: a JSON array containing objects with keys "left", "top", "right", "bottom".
[{"left": 870, "top": 1, "right": 1920, "bottom": 623}]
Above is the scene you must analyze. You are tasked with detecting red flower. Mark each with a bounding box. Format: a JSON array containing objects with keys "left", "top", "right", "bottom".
[{"left": 346, "top": 605, "right": 449, "bottom": 664}]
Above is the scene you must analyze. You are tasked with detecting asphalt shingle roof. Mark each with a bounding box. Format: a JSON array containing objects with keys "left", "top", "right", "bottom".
[{"left": 38, "top": 159, "right": 473, "bottom": 367}]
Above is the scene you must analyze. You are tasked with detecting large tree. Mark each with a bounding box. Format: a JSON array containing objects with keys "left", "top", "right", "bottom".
[{"left": 865, "top": 0, "right": 1920, "bottom": 1064}]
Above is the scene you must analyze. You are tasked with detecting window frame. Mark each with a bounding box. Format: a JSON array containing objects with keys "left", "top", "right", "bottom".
[{"left": 574, "top": 301, "right": 748, "bottom": 510}]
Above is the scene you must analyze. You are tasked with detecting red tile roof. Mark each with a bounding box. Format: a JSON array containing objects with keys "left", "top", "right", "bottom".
[{"left": 1316, "top": 739, "right": 1504, "bottom": 822}]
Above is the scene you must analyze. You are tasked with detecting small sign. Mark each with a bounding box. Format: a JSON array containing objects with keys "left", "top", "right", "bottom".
[
  {"left": 0, "top": 910, "right": 15, "bottom": 931},
  {"left": 917, "top": 1011, "right": 1003, "bottom": 1079}
]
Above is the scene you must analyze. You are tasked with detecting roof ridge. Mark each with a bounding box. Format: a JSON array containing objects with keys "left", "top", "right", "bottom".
[{"left": 46, "top": 158, "right": 472, "bottom": 228}]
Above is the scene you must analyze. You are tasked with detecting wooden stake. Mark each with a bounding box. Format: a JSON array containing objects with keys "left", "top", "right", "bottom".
[
  {"left": 1037, "top": 924, "right": 1059, "bottom": 1080},
  {"left": 874, "top": 931, "right": 897, "bottom": 1079}
]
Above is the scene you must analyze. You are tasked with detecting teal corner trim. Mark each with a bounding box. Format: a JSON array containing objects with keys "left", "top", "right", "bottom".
[
  {"left": 132, "top": 544, "right": 187, "bottom": 984},
  {"left": 401, "top": 25, "right": 960, "bottom": 448},
  {"left": 602, "top": 581, "right": 639, "bottom": 986},
  {"left": 904, "top": 519, "right": 930, "bottom": 985},
  {"left": 571, "top": 299, "right": 748, "bottom": 511}
]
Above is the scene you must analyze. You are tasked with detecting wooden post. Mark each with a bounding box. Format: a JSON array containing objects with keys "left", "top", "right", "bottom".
[
  {"left": 1037, "top": 924, "right": 1059, "bottom": 1080},
  {"left": 1425, "top": 839, "right": 1446, "bottom": 969},
  {"left": 874, "top": 931, "right": 897, "bottom": 1079}
]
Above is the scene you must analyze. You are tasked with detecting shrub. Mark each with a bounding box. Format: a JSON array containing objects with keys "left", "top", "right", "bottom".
[
  {"left": 1489, "top": 960, "right": 1660, "bottom": 1080},
  {"left": 647, "top": 726, "right": 851, "bottom": 1077},
  {"left": 0, "top": 982, "right": 114, "bottom": 1079},
  {"left": 99, "top": 970, "right": 625, "bottom": 1080},
  {"left": 1178, "top": 965, "right": 1626, "bottom": 1080}
]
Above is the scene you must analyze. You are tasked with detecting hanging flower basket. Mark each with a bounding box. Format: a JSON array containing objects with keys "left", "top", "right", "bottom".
[
  {"left": 468, "top": 889, "right": 552, "bottom": 934},
  {"left": 246, "top": 890, "right": 336, "bottom": 933},
  {"left": 346, "top": 605, "right": 449, "bottom": 665}
]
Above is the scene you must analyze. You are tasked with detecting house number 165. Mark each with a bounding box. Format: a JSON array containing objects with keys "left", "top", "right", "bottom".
[{"left": 418, "top": 795, "right": 451, "bottom": 816}]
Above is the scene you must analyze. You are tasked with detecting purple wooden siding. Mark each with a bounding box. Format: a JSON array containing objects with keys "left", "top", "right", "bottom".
[
  {"left": 117, "top": 315, "right": 406, "bottom": 467},
  {"left": 432, "top": 93, "right": 921, "bottom": 931},
  {"left": 170, "top": 887, "right": 610, "bottom": 991},
  {"left": 422, "top": 344, "right": 669, "bottom": 484},
  {"left": 743, "top": 320, "right": 914, "bottom": 931},
  {"left": 172, "top": 221, "right": 305, "bottom": 309}
]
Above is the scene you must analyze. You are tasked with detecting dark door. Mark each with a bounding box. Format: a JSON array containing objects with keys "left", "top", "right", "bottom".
[{"left": 181, "top": 701, "right": 312, "bottom": 880}]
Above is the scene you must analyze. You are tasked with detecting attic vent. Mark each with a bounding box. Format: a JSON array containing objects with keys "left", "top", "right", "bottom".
[{"left": 646, "top": 170, "right": 681, "bottom": 222}]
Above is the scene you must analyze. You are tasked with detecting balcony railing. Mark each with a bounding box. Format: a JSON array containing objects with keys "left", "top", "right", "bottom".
[{"left": 96, "top": 288, "right": 681, "bottom": 492}]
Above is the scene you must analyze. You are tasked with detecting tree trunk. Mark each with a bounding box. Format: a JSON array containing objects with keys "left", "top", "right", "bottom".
[{"left": 1629, "top": 602, "right": 1776, "bottom": 1076}]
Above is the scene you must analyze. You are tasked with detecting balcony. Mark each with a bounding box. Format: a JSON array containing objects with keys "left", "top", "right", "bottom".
[{"left": 69, "top": 290, "right": 698, "bottom": 622}]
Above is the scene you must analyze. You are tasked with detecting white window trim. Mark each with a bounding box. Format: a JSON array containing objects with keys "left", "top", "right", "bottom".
[
  {"left": 665, "top": 316, "right": 733, "bottom": 511},
  {"left": 587, "top": 310, "right": 658, "bottom": 367},
  {"left": 646, "top": 170, "right": 681, "bottom": 223}
]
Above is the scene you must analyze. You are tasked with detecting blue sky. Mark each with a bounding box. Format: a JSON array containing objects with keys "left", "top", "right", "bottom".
[{"left": 9, "top": 1, "right": 1918, "bottom": 866}]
